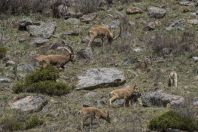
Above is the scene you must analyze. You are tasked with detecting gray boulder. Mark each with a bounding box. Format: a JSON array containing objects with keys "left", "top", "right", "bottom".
[
  {"left": 28, "top": 22, "right": 56, "bottom": 39},
  {"left": 17, "top": 63, "right": 35, "bottom": 78},
  {"left": 148, "top": 6, "right": 166, "bottom": 18},
  {"left": 77, "top": 47, "right": 94, "bottom": 60},
  {"left": 31, "top": 37, "right": 49, "bottom": 47},
  {"left": 142, "top": 90, "right": 184, "bottom": 107},
  {"left": 76, "top": 68, "right": 126, "bottom": 90},
  {"left": 10, "top": 96, "right": 47, "bottom": 112}
]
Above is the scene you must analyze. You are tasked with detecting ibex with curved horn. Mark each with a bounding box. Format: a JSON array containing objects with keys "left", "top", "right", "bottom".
[{"left": 34, "top": 45, "right": 75, "bottom": 69}]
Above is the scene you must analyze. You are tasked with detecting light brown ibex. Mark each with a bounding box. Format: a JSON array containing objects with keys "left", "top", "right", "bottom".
[
  {"left": 79, "top": 105, "right": 110, "bottom": 129},
  {"left": 34, "top": 45, "right": 74, "bottom": 69},
  {"left": 88, "top": 24, "right": 121, "bottom": 48},
  {"left": 109, "top": 84, "right": 137, "bottom": 107}
]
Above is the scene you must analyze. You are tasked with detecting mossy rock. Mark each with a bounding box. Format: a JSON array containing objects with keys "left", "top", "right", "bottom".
[
  {"left": 149, "top": 111, "right": 198, "bottom": 131},
  {"left": 0, "top": 47, "right": 7, "bottom": 59}
]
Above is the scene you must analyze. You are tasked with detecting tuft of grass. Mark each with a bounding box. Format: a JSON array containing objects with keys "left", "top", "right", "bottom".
[
  {"left": 0, "top": 47, "right": 7, "bottom": 59},
  {"left": 25, "top": 115, "right": 43, "bottom": 129},
  {"left": 0, "top": 111, "right": 43, "bottom": 131},
  {"left": 149, "top": 111, "right": 198, "bottom": 131},
  {"left": 13, "top": 66, "right": 72, "bottom": 96}
]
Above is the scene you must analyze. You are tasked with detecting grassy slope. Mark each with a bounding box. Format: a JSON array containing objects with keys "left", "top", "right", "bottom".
[{"left": 0, "top": 0, "right": 198, "bottom": 131}]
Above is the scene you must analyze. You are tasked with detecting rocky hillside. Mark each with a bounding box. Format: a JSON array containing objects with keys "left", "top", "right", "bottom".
[{"left": 0, "top": 0, "right": 198, "bottom": 131}]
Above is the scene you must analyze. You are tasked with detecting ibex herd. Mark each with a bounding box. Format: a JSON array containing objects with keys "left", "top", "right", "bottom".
[
  {"left": 31, "top": 20, "right": 179, "bottom": 130},
  {"left": 79, "top": 70, "right": 178, "bottom": 129}
]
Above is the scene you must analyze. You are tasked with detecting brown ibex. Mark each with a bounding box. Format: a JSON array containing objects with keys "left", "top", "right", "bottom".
[
  {"left": 88, "top": 24, "right": 121, "bottom": 48},
  {"left": 34, "top": 45, "right": 74, "bottom": 69},
  {"left": 79, "top": 105, "right": 110, "bottom": 129},
  {"left": 109, "top": 84, "right": 137, "bottom": 107}
]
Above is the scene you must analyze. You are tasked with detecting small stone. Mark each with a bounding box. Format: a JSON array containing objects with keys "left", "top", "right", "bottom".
[
  {"left": 80, "top": 13, "right": 97, "bottom": 23},
  {"left": 126, "top": 7, "right": 143, "bottom": 14},
  {"left": 6, "top": 60, "right": 16, "bottom": 67},
  {"left": 148, "top": 6, "right": 166, "bottom": 18},
  {"left": 192, "top": 56, "right": 198, "bottom": 62}
]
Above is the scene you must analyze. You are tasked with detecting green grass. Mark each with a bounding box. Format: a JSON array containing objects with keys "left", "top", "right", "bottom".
[{"left": 149, "top": 111, "right": 198, "bottom": 131}]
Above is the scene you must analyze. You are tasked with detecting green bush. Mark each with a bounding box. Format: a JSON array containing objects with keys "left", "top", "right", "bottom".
[
  {"left": 25, "top": 66, "right": 59, "bottom": 84},
  {"left": 149, "top": 111, "right": 198, "bottom": 131},
  {"left": 13, "top": 66, "right": 72, "bottom": 96},
  {"left": 0, "top": 47, "right": 7, "bottom": 59},
  {"left": 0, "top": 112, "right": 43, "bottom": 131}
]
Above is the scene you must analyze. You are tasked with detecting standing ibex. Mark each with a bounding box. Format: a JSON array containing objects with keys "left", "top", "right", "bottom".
[
  {"left": 168, "top": 71, "right": 178, "bottom": 87},
  {"left": 79, "top": 105, "right": 110, "bottom": 130},
  {"left": 88, "top": 24, "right": 121, "bottom": 48},
  {"left": 34, "top": 45, "right": 74, "bottom": 69},
  {"left": 109, "top": 84, "right": 138, "bottom": 107}
]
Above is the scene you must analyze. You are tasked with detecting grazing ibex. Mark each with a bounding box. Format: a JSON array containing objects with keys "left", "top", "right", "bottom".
[
  {"left": 79, "top": 105, "right": 110, "bottom": 129},
  {"left": 168, "top": 71, "right": 178, "bottom": 87},
  {"left": 34, "top": 45, "right": 74, "bottom": 69},
  {"left": 109, "top": 84, "right": 137, "bottom": 107},
  {"left": 88, "top": 24, "right": 121, "bottom": 48}
]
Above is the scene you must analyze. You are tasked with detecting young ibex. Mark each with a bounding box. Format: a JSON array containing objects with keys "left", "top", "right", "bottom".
[
  {"left": 168, "top": 71, "right": 178, "bottom": 87},
  {"left": 88, "top": 24, "right": 121, "bottom": 48},
  {"left": 34, "top": 45, "right": 74, "bottom": 69},
  {"left": 109, "top": 84, "right": 137, "bottom": 107},
  {"left": 79, "top": 105, "right": 110, "bottom": 129}
]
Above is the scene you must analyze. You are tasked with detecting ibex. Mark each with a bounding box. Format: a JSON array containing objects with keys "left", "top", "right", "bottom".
[
  {"left": 168, "top": 71, "right": 178, "bottom": 87},
  {"left": 79, "top": 105, "right": 110, "bottom": 129},
  {"left": 109, "top": 84, "right": 137, "bottom": 107},
  {"left": 34, "top": 45, "right": 74, "bottom": 69},
  {"left": 88, "top": 24, "right": 121, "bottom": 48}
]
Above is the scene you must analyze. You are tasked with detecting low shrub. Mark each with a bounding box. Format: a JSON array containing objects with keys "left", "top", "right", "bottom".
[
  {"left": 0, "top": 111, "right": 43, "bottom": 131},
  {"left": 13, "top": 66, "right": 72, "bottom": 96},
  {"left": 25, "top": 66, "right": 59, "bottom": 84},
  {"left": 149, "top": 111, "right": 198, "bottom": 131}
]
